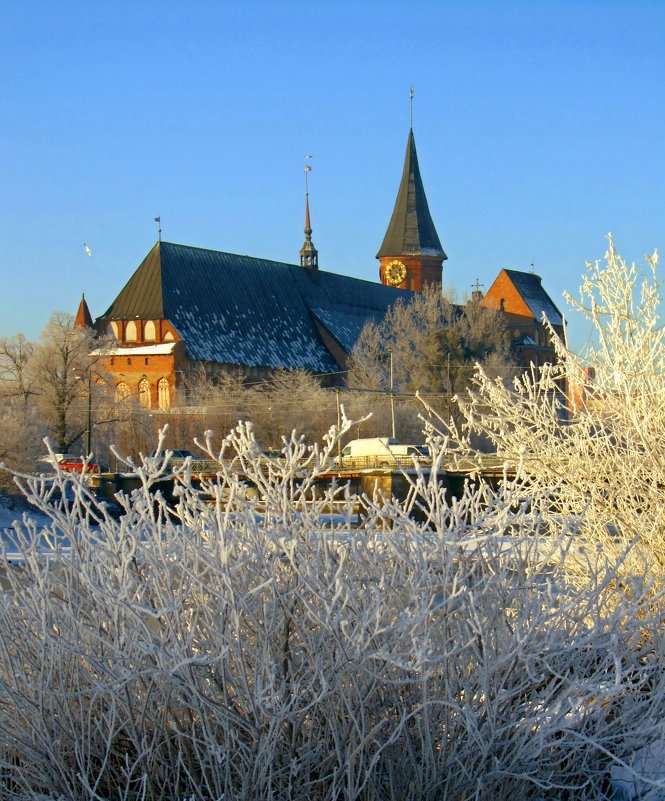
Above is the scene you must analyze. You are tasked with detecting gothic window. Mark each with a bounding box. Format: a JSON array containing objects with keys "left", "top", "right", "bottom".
[
  {"left": 144, "top": 320, "right": 157, "bottom": 341},
  {"left": 108, "top": 322, "right": 119, "bottom": 339},
  {"left": 164, "top": 330, "right": 174, "bottom": 342},
  {"left": 139, "top": 378, "right": 151, "bottom": 409},
  {"left": 158, "top": 378, "right": 170, "bottom": 410},
  {"left": 126, "top": 321, "right": 138, "bottom": 342},
  {"left": 115, "top": 382, "right": 131, "bottom": 402}
]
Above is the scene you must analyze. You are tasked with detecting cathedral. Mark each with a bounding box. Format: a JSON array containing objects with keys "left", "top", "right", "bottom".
[{"left": 78, "top": 123, "right": 563, "bottom": 411}]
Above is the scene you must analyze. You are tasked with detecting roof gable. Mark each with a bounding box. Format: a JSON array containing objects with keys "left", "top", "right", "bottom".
[
  {"left": 483, "top": 269, "right": 563, "bottom": 326},
  {"left": 102, "top": 242, "right": 164, "bottom": 319}
]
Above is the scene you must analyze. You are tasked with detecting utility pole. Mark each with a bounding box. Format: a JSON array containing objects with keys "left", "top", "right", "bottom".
[
  {"left": 389, "top": 350, "right": 396, "bottom": 439},
  {"left": 336, "top": 387, "right": 342, "bottom": 460},
  {"left": 86, "top": 368, "right": 92, "bottom": 456},
  {"left": 446, "top": 352, "right": 451, "bottom": 426}
]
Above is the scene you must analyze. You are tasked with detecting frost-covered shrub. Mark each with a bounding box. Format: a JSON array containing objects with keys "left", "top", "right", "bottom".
[
  {"left": 0, "top": 421, "right": 664, "bottom": 801},
  {"left": 443, "top": 238, "right": 665, "bottom": 602}
]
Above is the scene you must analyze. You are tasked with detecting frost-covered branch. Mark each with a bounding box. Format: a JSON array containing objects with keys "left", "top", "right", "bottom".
[{"left": 0, "top": 412, "right": 664, "bottom": 799}]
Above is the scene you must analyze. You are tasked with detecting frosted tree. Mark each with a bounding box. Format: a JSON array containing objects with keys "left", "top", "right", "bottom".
[
  {"left": 443, "top": 236, "right": 665, "bottom": 591},
  {"left": 349, "top": 285, "right": 513, "bottom": 396},
  {"left": 29, "top": 312, "right": 110, "bottom": 453}
]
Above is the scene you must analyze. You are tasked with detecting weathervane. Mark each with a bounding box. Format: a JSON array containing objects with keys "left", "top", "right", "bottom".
[
  {"left": 410, "top": 86, "right": 414, "bottom": 128},
  {"left": 155, "top": 216, "right": 162, "bottom": 242},
  {"left": 304, "top": 155, "right": 312, "bottom": 194}
]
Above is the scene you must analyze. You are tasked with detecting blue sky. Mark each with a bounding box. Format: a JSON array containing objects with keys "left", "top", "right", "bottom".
[{"left": 1, "top": 0, "right": 663, "bottom": 351}]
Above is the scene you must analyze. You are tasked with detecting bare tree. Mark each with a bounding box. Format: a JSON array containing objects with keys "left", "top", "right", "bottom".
[
  {"left": 29, "top": 312, "right": 100, "bottom": 452},
  {"left": 349, "top": 286, "right": 512, "bottom": 397},
  {"left": 0, "top": 335, "right": 44, "bottom": 483},
  {"left": 0, "top": 333, "right": 36, "bottom": 406},
  {"left": 253, "top": 370, "right": 335, "bottom": 447}
]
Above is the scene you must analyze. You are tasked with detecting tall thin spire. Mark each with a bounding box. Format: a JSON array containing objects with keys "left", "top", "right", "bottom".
[
  {"left": 376, "top": 128, "right": 446, "bottom": 260},
  {"left": 409, "top": 85, "right": 414, "bottom": 129},
  {"left": 300, "top": 157, "right": 318, "bottom": 270}
]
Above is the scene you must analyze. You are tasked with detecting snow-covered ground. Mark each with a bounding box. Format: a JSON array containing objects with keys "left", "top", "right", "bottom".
[{"left": 0, "top": 498, "right": 53, "bottom": 555}]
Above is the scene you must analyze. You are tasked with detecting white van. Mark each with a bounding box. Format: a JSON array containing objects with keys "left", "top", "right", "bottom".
[{"left": 338, "top": 438, "right": 429, "bottom": 469}]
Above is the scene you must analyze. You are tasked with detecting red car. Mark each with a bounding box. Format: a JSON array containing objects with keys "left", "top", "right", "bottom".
[{"left": 57, "top": 457, "right": 101, "bottom": 474}]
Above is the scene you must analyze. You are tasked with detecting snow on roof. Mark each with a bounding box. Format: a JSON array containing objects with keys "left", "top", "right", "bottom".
[
  {"left": 504, "top": 270, "right": 563, "bottom": 327},
  {"left": 92, "top": 343, "right": 176, "bottom": 356},
  {"left": 98, "top": 243, "right": 407, "bottom": 372}
]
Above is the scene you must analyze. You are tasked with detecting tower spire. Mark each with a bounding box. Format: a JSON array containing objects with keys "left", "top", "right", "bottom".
[
  {"left": 377, "top": 121, "right": 446, "bottom": 291},
  {"left": 74, "top": 292, "right": 94, "bottom": 329},
  {"left": 300, "top": 157, "right": 318, "bottom": 270}
]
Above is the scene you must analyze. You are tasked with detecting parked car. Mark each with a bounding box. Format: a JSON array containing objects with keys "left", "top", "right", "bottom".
[
  {"left": 337, "top": 437, "right": 430, "bottom": 469},
  {"left": 57, "top": 456, "right": 101, "bottom": 474},
  {"left": 149, "top": 449, "right": 210, "bottom": 474},
  {"left": 150, "top": 449, "right": 207, "bottom": 464}
]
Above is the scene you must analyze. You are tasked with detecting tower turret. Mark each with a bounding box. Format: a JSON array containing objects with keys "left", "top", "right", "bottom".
[
  {"left": 300, "top": 192, "right": 318, "bottom": 269},
  {"left": 74, "top": 292, "right": 94, "bottom": 329},
  {"left": 377, "top": 114, "right": 446, "bottom": 291}
]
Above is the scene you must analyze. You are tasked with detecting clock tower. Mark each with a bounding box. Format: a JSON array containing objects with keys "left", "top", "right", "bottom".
[{"left": 377, "top": 127, "right": 446, "bottom": 291}]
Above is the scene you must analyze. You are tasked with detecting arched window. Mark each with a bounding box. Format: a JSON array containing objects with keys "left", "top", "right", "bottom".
[
  {"left": 164, "top": 330, "right": 174, "bottom": 342},
  {"left": 108, "top": 321, "right": 119, "bottom": 339},
  {"left": 125, "top": 321, "right": 138, "bottom": 342},
  {"left": 158, "top": 378, "right": 170, "bottom": 410},
  {"left": 115, "top": 382, "right": 131, "bottom": 402},
  {"left": 144, "top": 320, "right": 157, "bottom": 341},
  {"left": 139, "top": 378, "right": 151, "bottom": 409}
]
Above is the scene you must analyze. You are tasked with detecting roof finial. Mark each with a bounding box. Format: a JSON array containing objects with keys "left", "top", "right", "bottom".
[
  {"left": 155, "top": 216, "right": 162, "bottom": 242},
  {"left": 409, "top": 86, "right": 414, "bottom": 129},
  {"left": 300, "top": 155, "right": 318, "bottom": 270}
]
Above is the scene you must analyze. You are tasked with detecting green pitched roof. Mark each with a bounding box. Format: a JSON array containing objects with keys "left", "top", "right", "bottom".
[
  {"left": 377, "top": 129, "right": 446, "bottom": 260},
  {"left": 99, "top": 241, "right": 408, "bottom": 372},
  {"left": 103, "top": 242, "right": 164, "bottom": 319}
]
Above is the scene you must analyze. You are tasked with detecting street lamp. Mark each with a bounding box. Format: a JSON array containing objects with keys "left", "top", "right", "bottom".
[
  {"left": 74, "top": 367, "right": 92, "bottom": 457},
  {"left": 379, "top": 351, "right": 396, "bottom": 439},
  {"left": 389, "top": 350, "right": 395, "bottom": 440},
  {"left": 74, "top": 367, "right": 93, "bottom": 456},
  {"left": 85, "top": 367, "right": 92, "bottom": 456}
]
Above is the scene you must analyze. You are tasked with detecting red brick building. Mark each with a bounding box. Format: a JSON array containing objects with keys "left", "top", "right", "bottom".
[
  {"left": 481, "top": 269, "right": 565, "bottom": 367},
  {"left": 79, "top": 123, "right": 563, "bottom": 410}
]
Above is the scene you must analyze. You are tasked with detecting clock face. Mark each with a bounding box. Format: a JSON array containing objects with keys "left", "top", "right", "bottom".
[{"left": 384, "top": 259, "right": 407, "bottom": 286}]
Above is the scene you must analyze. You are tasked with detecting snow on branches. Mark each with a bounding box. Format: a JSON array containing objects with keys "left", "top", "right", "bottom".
[{"left": 0, "top": 409, "right": 664, "bottom": 800}]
